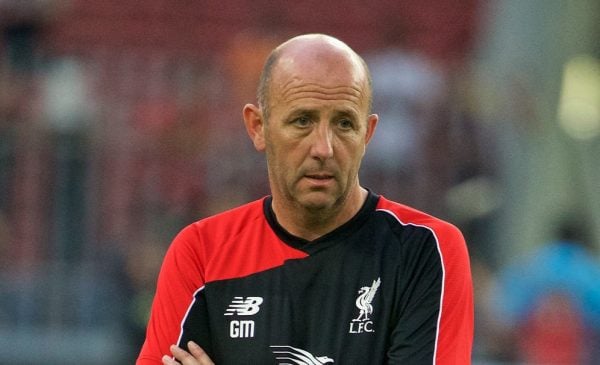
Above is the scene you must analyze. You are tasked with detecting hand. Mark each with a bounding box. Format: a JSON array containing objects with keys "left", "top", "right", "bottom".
[{"left": 162, "top": 341, "right": 215, "bottom": 365}]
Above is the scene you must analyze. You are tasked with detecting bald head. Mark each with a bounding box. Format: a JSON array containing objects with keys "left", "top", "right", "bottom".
[{"left": 257, "top": 34, "right": 372, "bottom": 120}]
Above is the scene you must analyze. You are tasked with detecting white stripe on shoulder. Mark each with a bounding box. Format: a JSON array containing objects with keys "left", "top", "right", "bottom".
[
  {"left": 376, "top": 208, "right": 445, "bottom": 365},
  {"left": 176, "top": 285, "right": 206, "bottom": 348}
]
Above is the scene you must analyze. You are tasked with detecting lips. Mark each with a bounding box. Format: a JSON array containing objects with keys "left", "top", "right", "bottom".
[
  {"left": 305, "top": 173, "right": 334, "bottom": 180},
  {"left": 302, "top": 172, "right": 336, "bottom": 189}
]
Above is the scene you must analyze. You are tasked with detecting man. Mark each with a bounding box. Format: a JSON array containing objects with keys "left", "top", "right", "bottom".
[{"left": 137, "top": 33, "right": 473, "bottom": 365}]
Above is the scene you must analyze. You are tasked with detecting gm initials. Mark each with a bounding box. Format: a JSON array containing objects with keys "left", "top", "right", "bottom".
[{"left": 230, "top": 320, "right": 255, "bottom": 338}]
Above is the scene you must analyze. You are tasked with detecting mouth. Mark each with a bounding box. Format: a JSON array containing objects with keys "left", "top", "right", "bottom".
[
  {"left": 305, "top": 173, "right": 334, "bottom": 180},
  {"left": 302, "top": 172, "right": 336, "bottom": 188}
]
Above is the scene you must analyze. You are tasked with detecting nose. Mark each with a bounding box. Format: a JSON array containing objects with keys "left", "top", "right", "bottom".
[{"left": 310, "top": 122, "right": 334, "bottom": 160}]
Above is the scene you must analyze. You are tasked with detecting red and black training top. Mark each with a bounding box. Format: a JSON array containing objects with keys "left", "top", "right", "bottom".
[{"left": 137, "top": 191, "right": 473, "bottom": 364}]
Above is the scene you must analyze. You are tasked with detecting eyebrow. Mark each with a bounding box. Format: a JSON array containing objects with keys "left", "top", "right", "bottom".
[
  {"left": 287, "top": 108, "right": 317, "bottom": 118},
  {"left": 332, "top": 109, "right": 359, "bottom": 120},
  {"left": 285, "top": 107, "right": 359, "bottom": 121}
]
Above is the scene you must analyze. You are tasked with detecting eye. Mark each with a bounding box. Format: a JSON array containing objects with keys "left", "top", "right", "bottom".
[
  {"left": 292, "top": 115, "right": 312, "bottom": 128},
  {"left": 337, "top": 118, "right": 354, "bottom": 130}
]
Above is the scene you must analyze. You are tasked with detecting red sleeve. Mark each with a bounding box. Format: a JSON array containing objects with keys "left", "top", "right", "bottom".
[
  {"left": 136, "top": 224, "right": 206, "bottom": 364},
  {"left": 434, "top": 223, "right": 474, "bottom": 364}
]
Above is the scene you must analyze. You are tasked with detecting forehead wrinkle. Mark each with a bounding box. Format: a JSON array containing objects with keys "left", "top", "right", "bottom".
[
  {"left": 280, "top": 82, "right": 363, "bottom": 106},
  {"left": 285, "top": 92, "right": 361, "bottom": 106}
]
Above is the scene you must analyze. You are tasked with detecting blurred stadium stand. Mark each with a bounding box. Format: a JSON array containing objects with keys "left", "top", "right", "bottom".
[{"left": 1, "top": 0, "right": 598, "bottom": 364}]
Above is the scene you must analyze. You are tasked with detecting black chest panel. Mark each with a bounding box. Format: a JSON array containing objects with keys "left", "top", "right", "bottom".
[{"left": 179, "top": 210, "right": 442, "bottom": 365}]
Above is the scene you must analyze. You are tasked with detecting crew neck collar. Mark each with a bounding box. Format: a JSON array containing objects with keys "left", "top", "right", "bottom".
[{"left": 263, "top": 190, "right": 380, "bottom": 253}]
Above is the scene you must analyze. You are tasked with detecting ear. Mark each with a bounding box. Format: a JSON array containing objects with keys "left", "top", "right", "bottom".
[
  {"left": 364, "top": 113, "right": 379, "bottom": 145},
  {"left": 243, "top": 104, "right": 266, "bottom": 151}
]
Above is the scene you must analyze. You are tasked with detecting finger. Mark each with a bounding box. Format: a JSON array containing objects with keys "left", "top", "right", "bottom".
[
  {"left": 170, "top": 344, "right": 199, "bottom": 364},
  {"left": 187, "top": 341, "right": 215, "bottom": 365},
  {"left": 162, "top": 354, "right": 178, "bottom": 365}
]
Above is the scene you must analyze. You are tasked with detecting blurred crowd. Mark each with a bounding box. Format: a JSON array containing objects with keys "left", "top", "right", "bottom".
[{"left": 0, "top": 1, "right": 599, "bottom": 364}]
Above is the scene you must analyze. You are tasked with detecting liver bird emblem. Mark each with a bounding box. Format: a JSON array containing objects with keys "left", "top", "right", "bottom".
[{"left": 353, "top": 277, "right": 381, "bottom": 322}]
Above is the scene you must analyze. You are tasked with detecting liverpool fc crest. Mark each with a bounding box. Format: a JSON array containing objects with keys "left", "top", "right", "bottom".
[{"left": 349, "top": 277, "right": 381, "bottom": 333}]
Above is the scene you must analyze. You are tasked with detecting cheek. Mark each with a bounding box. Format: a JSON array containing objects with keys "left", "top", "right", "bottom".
[
  {"left": 266, "top": 143, "right": 294, "bottom": 179},
  {"left": 340, "top": 139, "right": 365, "bottom": 164}
]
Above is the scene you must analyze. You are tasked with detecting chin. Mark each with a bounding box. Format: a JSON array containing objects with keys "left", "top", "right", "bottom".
[
  {"left": 296, "top": 191, "right": 342, "bottom": 212},
  {"left": 301, "top": 201, "right": 333, "bottom": 212}
]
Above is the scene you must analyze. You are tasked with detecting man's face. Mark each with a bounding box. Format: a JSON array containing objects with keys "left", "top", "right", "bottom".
[{"left": 262, "top": 52, "right": 377, "bottom": 213}]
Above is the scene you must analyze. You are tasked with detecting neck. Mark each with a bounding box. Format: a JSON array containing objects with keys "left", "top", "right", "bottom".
[{"left": 271, "top": 187, "right": 368, "bottom": 241}]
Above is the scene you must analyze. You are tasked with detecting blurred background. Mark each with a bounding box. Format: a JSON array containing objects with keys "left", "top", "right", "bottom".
[{"left": 0, "top": 0, "right": 599, "bottom": 363}]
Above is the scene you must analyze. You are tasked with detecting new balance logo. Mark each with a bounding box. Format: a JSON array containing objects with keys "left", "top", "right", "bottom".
[
  {"left": 270, "top": 345, "right": 334, "bottom": 364},
  {"left": 225, "top": 296, "right": 263, "bottom": 338},
  {"left": 224, "top": 296, "right": 263, "bottom": 316}
]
